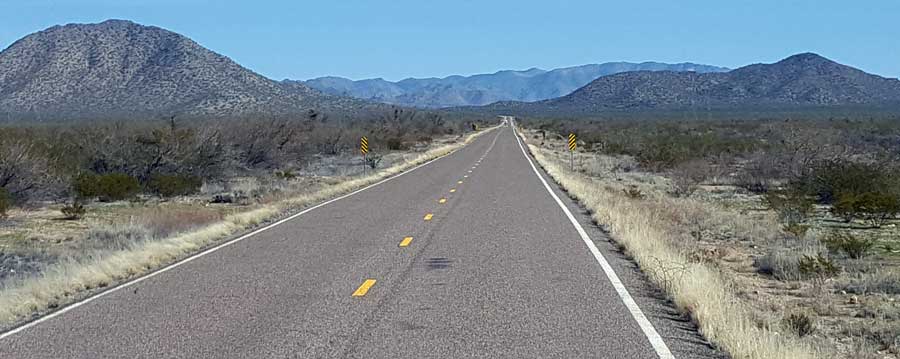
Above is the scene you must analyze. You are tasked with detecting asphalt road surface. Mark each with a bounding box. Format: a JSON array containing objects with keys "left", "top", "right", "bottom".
[{"left": 0, "top": 121, "right": 723, "bottom": 358}]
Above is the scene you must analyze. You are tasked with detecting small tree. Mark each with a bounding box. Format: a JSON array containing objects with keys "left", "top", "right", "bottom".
[
  {"left": 832, "top": 191, "right": 900, "bottom": 228},
  {"left": 0, "top": 187, "right": 10, "bottom": 218}
]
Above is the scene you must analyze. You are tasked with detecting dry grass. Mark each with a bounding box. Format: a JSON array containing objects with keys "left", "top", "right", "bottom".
[
  {"left": 522, "top": 132, "right": 820, "bottom": 359},
  {"left": 0, "top": 126, "right": 498, "bottom": 328}
]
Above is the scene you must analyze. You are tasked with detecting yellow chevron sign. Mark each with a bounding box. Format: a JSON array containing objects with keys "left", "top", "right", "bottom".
[
  {"left": 568, "top": 133, "right": 576, "bottom": 151},
  {"left": 360, "top": 136, "right": 369, "bottom": 155}
]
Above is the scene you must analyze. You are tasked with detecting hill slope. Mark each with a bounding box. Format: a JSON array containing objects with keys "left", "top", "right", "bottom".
[
  {"left": 483, "top": 53, "right": 900, "bottom": 115},
  {"left": 0, "top": 20, "right": 365, "bottom": 120},
  {"left": 297, "top": 62, "right": 728, "bottom": 108}
]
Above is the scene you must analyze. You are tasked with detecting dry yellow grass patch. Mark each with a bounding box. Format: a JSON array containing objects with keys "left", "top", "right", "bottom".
[
  {"left": 523, "top": 134, "right": 821, "bottom": 359},
  {"left": 0, "top": 126, "right": 498, "bottom": 327}
]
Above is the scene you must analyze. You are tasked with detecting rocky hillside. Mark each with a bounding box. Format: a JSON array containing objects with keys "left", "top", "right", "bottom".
[
  {"left": 485, "top": 53, "right": 900, "bottom": 115},
  {"left": 0, "top": 20, "right": 367, "bottom": 120},
  {"left": 297, "top": 62, "right": 728, "bottom": 108}
]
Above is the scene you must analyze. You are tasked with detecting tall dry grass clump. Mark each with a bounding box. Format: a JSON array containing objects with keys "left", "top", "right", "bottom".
[
  {"left": 524, "top": 139, "right": 819, "bottom": 359},
  {"left": 0, "top": 127, "right": 499, "bottom": 327}
]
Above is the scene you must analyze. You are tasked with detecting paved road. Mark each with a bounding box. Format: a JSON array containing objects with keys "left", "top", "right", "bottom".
[{"left": 0, "top": 121, "right": 721, "bottom": 358}]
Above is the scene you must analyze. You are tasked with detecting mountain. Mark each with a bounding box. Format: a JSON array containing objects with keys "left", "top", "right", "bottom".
[
  {"left": 295, "top": 62, "right": 729, "bottom": 108},
  {"left": 481, "top": 53, "right": 900, "bottom": 115},
  {"left": 0, "top": 20, "right": 367, "bottom": 120}
]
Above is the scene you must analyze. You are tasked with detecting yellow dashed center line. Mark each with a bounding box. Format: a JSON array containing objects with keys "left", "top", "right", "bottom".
[
  {"left": 463, "top": 175, "right": 468, "bottom": 178},
  {"left": 399, "top": 236, "right": 413, "bottom": 247},
  {"left": 458, "top": 180, "right": 463, "bottom": 184},
  {"left": 352, "top": 279, "right": 377, "bottom": 297},
  {"left": 424, "top": 213, "right": 434, "bottom": 221},
  {"left": 450, "top": 188, "right": 456, "bottom": 193},
  {"left": 439, "top": 198, "right": 447, "bottom": 204}
]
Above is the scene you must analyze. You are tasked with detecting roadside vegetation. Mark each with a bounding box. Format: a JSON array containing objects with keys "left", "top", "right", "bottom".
[
  {"left": 519, "top": 116, "right": 900, "bottom": 359},
  {"left": 0, "top": 109, "right": 491, "bottom": 328}
]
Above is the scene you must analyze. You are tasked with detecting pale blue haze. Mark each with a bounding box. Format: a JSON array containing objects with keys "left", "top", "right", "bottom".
[{"left": 1, "top": 0, "right": 897, "bottom": 81}]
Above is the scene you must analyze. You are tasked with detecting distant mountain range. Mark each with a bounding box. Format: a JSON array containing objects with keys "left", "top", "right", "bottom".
[
  {"left": 295, "top": 62, "right": 729, "bottom": 108},
  {"left": 479, "top": 53, "right": 900, "bottom": 116},
  {"left": 0, "top": 20, "right": 371, "bottom": 121}
]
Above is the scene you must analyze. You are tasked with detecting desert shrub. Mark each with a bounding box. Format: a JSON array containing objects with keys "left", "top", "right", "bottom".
[
  {"left": 737, "top": 152, "right": 782, "bottom": 193},
  {"left": 81, "top": 223, "right": 153, "bottom": 252},
  {"left": 798, "top": 254, "right": 840, "bottom": 278},
  {"left": 148, "top": 174, "right": 202, "bottom": 197},
  {"left": 274, "top": 170, "right": 296, "bottom": 180},
  {"left": 0, "top": 187, "right": 9, "bottom": 217},
  {"left": 73, "top": 173, "right": 141, "bottom": 201},
  {"left": 765, "top": 186, "right": 815, "bottom": 226},
  {"left": 803, "top": 160, "right": 894, "bottom": 204},
  {"left": 60, "top": 201, "right": 86, "bottom": 220},
  {"left": 622, "top": 185, "right": 645, "bottom": 200},
  {"left": 365, "top": 155, "right": 383, "bottom": 169},
  {"left": 755, "top": 250, "right": 806, "bottom": 280},
  {"left": 782, "top": 224, "right": 810, "bottom": 239},
  {"left": 782, "top": 312, "right": 816, "bottom": 337},
  {"left": 386, "top": 137, "right": 408, "bottom": 151},
  {"left": 831, "top": 191, "right": 900, "bottom": 227},
  {"left": 822, "top": 232, "right": 876, "bottom": 259},
  {"left": 839, "top": 271, "right": 900, "bottom": 295},
  {"left": 668, "top": 159, "right": 710, "bottom": 197}
]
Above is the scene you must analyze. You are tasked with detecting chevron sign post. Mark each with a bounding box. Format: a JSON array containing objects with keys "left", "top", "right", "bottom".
[{"left": 568, "top": 133, "right": 576, "bottom": 170}]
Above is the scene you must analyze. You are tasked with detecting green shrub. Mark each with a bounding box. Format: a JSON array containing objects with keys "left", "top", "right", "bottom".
[
  {"left": 73, "top": 173, "right": 141, "bottom": 202},
  {"left": 832, "top": 191, "right": 900, "bottom": 227},
  {"left": 60, "top": 201, "right": 86, "bottom": 220},
  {"left": 0, "top": 187, "right": 10, "bottom": 217},
  {"left": 783, "top": 312, "right": 815, "bottom": 337},
  {"left": 798, "top": 254, "right": 840, "bottom": 278},
  {"left": 766, "top": 186, "right": 815, "bottom": 225},
  {"left": 804, "top": 161, "right": 893, "bottom": 204},
  {"left": 386, "top": 137, "right": 408, "bottom": 151},
  {"left": 822, "top": 232, "right": 876, "bottom": 259},
  {"left": 274, "top": 170, "right": 296, "bottom": 180},
  {"left": 148, "top": 174, "right": 202, "bottom": 197}
]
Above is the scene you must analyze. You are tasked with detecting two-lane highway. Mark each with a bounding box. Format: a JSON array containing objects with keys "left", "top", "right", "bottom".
[{"left": 0, "top": 122, "right": 721, "bottom": 358}]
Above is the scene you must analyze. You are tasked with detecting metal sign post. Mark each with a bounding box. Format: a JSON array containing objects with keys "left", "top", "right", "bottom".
[
  {"left": 568, "top": 133, "right": 576, "bottom": 171},
  {"left": 360, "top": 136, "right": 369, "bottom": 176}
]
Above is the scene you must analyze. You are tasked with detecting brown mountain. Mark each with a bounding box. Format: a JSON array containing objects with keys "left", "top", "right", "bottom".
[
  {"left": 480, "top": 53, "right": 900, "bottom": 115},
  {"left": 0, "top": 20, "right": 368, "bottom": 121}
]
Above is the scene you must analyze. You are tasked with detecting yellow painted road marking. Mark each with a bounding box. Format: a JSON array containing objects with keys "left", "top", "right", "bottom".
[
  {"left": 424, "top": 213, "right": 434, "bottom": 221},
  {"left": 458, "top": 180, "right": 463, "bottom": 184},
  {"left": 439, "top": 198, "right": 447, "bottom": 204},
  {"left": 450, "top": 189, "right": 456, "bottom": 193},
  {"left": 352, "top": 279, "right": 377, "bottom": 297},
  {"left": 468, "top": 170, "right": 473, "bottom": 173},
  {"left": 399, "top": 236, "right": 413, "bottom": 247},
  {"left": 463, "top": 175, "right": 469, "bottom": 178}
]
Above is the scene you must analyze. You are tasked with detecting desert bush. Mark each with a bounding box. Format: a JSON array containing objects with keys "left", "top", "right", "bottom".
[
  {"left": 668, "top": 159, "right": 710, "bottom": 197},
  {"left": 839, "top": 271, "right": 900, "bottom": 295},
  {"left": 273, "top": 170, "right": 296, "bottom": 180},
  {"left": 80, "top": 223, "right": 153, "bottom": 252},
  {"left": 365, "top": 155, "right": 383, "bottom": 169},
  {"left": 622, "top": 185, "right": 645, "bottom": 200},
  {"left": 73, "top": 173, "right": 141, "bottom": 202},
  {"left": 822, "top": 232, "right": 876, "bottom": 259},
  {"left": 782, "top": 312, "right": 816, "bottom": 338},
  {"left": 798, "top": 254, "right": 840, "bottom": 279},
  {"left": 765, "top": 186, "right": 815, "bottom": 226},
  {"left": 0, "top": 188, "right": 9, "bottom": 217},
  {"left": 60, "top": 201, "right": 86, "bottom": 220},
  {"left": 148, "top": 174, "right": 202, "bottom": 197},
  {"left": 737, "top": 152, "right": 782, "bottom": 193},
  {"left": 803, "top": 160, "right": 894, "bottom": 204},
  {"left": 831, "top": 191, "right": 900, "bottom": 227},
  {"left": 386, "top": 137, "right": 408, "bottom": 151}
]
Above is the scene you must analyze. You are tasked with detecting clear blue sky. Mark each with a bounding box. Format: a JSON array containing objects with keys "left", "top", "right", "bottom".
[{"left": 2, "top": 0, "right": 898, "bottom": 81}]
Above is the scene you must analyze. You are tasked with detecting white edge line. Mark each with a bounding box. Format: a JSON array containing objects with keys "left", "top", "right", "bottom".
[
  {"left": 510, "top": 121, "right": 675, "bottom": 359},
  {"left": 0, "top": 128, "right": 496, "bottom": 341}
]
